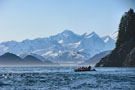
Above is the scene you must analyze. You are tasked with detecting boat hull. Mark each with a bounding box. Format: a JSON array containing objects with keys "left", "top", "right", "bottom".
[{"left": 74, "top": 69, "right": 96, "bottom": 72}]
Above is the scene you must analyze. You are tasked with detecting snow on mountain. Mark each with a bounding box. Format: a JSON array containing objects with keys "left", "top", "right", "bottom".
[
  {"left": 58, "top": 40, "right": 63, "bottom": 44},
  {"left": 102, "top": 36, "right": 110, "bottom": 43},
  {"left": 0, "top": 45, "right": 8, "bottom": 55},
  {"left": 110, "top": 31, "right": 118, "bottom": 40},
  {"left": 102, "top": 35, "right": 116, "bottom": 50},
  {"left": 29, "top": 53, "right": 53, "bottom": 63},
  {"left": 78, "top": 32, "right": 105, "bottom": 57},
  {"left": 19, "top": 53, "right": 52, "bottom": 63},
  {"left": 0, "top": 30, "right": 117, "bottom": 63},
  {"left": 50, "top": 30, "right": 82, "bottom": 44},
  {"left": 0, "top": 38, "right": 62, "bottom": 55}
]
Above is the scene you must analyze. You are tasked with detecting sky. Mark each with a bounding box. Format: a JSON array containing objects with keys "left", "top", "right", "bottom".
[{"left": 0, "top": 0, "right": 135, "bottom": 42}]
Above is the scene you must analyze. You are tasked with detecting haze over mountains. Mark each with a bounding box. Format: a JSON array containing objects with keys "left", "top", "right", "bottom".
[
  {"left": 83, "top": 50, "right": 111, "bottom": 66},
  {"left": 0, "top": 30, "right": 117, "bottom": 63}
]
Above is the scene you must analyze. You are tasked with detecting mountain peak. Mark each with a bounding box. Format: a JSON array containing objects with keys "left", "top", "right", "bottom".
[
  {"left": 1, "top": 52, "right": 22, "bottom": 60},
  {"left": 90, "top": 31, "right": 96, "bottom": 35},
  {"left": 24, "top": 55, "right": 38, "bottom": 60},
  {"left": 102, "top": 35, "right": 114, "bottom": 43},
  {"left": 85, "top": 31, "right": 99, "bottom": 38},
  {"left": 62, "top": 30, "right": 73, "bottom": 34},
  {"left": 3, "top": 52, "right": 17, "bottom": 57},
  {"left": 86, "top": 31, "right": 97, "bottom": 35},
  {"left": 60, "top": 30, "right": 78, "bottom": 38}
]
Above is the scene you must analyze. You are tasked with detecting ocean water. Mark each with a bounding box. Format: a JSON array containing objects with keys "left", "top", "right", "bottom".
[{"left": 0, "top": 66, "right": 135, "bottom": 90}]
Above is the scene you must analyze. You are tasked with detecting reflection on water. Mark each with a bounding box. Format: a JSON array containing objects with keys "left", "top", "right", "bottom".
[{"left": 0, "top": 66, "right": 135, "bottom": 90}]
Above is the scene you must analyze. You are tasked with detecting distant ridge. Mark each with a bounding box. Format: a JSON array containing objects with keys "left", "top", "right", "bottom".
[
  {"left": 0, "top": 52, "right": 22, "bottom": 65},
  {"left": 0, "top": 52, "right": 53, "bottom": 66},
  {"left": 82, "top": 50, "right": 111, "bottom": 66}
]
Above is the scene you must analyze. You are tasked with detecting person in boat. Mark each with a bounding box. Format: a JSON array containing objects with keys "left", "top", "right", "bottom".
[
  {"left": 75, "top": 65, "right": 95, "bottom": 71},
  {"left": 78, "top": 67, "right": 81, "bottom": 70},
  {"left": 88, "top": 66, "right": 91, "bottom": 70},
  {"left": 78, "top": 66, "right": 91, "bottom": 70}
]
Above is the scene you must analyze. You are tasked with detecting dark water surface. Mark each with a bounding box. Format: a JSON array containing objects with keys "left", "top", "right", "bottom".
[{"left": 0, "top": 66, "right": 135, "bottom": 90}]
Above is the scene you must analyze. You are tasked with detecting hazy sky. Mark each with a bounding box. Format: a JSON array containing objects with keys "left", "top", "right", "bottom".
[{"left": 0, "top": 0, "right": 135, "bottom": 42}]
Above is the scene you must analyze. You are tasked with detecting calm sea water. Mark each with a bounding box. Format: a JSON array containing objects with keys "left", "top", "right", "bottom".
[{"left": 0, "top": 66, "right": 135, "bottom": 90}]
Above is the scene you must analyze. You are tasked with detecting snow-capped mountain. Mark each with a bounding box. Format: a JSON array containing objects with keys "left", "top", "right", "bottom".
[
  {"left": 0, "top": 30, "right": 118, "bottom": 63},
  {"left": 50, "top": 30, "right": 82, "bottom": 44},
  {"left": 78, "top": 32, "right": 105, "bottom": 57}
]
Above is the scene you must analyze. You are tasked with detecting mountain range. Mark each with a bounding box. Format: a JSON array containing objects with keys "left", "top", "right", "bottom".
[{"left": 0, "top": 30, "right": 117, "bottom": 63}]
